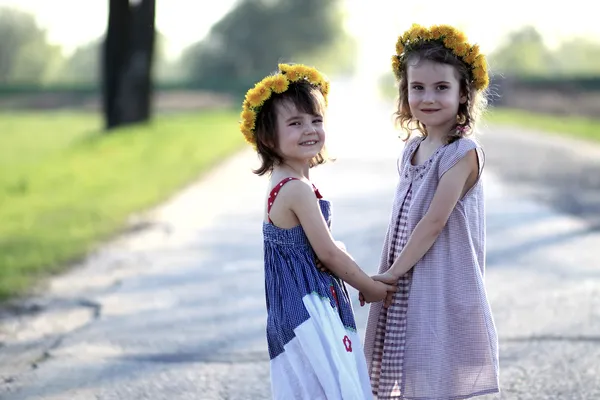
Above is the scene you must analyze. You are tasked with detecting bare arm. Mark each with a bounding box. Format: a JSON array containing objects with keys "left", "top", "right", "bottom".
[
  {"left": 387, "top": 149, "right": 479, "bottom": 279},
  {"left": 286, "top": 181, "right": 389, "bottom": 299}
]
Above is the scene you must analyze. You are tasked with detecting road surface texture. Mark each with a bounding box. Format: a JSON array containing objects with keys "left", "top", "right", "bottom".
[{"left": 0, "top": 82, "right": 598, "bottom": 399}]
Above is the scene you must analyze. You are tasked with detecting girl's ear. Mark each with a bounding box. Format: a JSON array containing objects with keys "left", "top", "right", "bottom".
[{"left": 459, "top": 92, "right": 468, "bottom": 104}]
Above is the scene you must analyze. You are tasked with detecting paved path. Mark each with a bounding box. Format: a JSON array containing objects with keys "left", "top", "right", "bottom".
[{"left": 0, "top": 81, "right": 599, "bottom": 399}]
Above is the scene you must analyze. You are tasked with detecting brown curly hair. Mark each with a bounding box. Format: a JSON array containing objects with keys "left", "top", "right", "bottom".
[
  {"left": 394, "top": 40, "right": 488, "bottom": 143},
  {"left": 252, "top": 81, "right": 329, "bottom": 176}
]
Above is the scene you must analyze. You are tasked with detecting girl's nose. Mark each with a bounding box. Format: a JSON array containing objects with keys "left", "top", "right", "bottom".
[{"left": 423, "top": 90, "right": 435, "bottom": 103}]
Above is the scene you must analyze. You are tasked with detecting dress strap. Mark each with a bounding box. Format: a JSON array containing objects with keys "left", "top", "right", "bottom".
[{"left": 267, "top": 177, "right": 323, "bottom": 223}]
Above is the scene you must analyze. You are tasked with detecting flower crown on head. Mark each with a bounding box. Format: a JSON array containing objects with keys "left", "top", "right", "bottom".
[
  {"left": 392, "top": 24, "right": 489, "bottom": 91},
  {"left": 239, "top": 63, "right": 330, "bottom": 147}
]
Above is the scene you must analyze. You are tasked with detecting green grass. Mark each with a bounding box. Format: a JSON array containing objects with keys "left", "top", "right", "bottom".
[
  {"left": 0, "top": 110, "right": 244, "bottom": 301},
  {"left": 485, "top": 108, "right": 600, "bottom": 143}
]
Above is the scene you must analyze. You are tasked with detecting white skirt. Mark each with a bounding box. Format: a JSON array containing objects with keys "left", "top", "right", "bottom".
[{"left": 269, "top": 293, "right": 373, "bottom": 400}]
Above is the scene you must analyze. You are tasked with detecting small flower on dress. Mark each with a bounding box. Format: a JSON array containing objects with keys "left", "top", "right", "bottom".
[{"left": 343, "top": 335, "right": 353, "bottom": 352}]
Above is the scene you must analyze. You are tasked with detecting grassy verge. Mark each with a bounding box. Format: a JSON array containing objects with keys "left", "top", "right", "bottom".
[
  {"left": 0, "top": 110, "right": 244, "bottom": 301},
  {"left": 485, "top": 108, "right": 600, "bottom": 143}
]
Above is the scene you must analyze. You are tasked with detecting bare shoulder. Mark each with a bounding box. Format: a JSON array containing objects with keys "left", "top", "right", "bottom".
[
  {"left": 441, "top": 148, "right": 478, "bottom": 184},
  {"left": 463, "top": 147, "right": 479, "bottom": 170},
  {"left": 268, "top": 177, "right": 315, "bottom": 205},
  {"left": 282, "top": 179, "right": 317, "bottom": 203},
  {"left": 270, "top": 177, "right": 312, "bottom": 194}
]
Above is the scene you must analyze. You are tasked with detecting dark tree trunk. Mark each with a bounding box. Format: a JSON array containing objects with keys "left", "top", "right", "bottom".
[{"left": 102, "top": 0, "right": 156, "bottom": 131}]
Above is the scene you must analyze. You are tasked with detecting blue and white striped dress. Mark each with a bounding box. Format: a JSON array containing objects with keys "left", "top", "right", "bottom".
[{"left": 263, "top": 177, "right": 372, "bottom": 400}]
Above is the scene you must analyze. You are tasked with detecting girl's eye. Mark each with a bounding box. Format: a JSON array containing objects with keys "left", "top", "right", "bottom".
[
  {"left": 412, "top": 85, "right": 423, "bottom": 90},
  {"left": 437, "top": 85, "right": 449, "bottom": 90},
  {"left": 313, "top": 118, "right": 323, "bottom": 123}
]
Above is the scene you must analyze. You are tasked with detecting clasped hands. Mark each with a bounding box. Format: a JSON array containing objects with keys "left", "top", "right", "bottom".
[{"left": 315, "top": 241, "right": 398, "bottom": 308}]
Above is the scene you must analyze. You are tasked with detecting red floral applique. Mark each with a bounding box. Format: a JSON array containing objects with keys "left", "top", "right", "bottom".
[
  {"left": 343, "top": 335, "right": 352, "bottom": 352},
  {"left": 330, "top": 285, "right": 339, "bottom": 306}
]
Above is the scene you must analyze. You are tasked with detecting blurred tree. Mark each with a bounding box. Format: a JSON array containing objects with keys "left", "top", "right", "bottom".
[
  {"left": 59, "top": 38, "right": 102, "bottom": 85},
  {"left": 294, "top": 31, "right": 358, "bottom": 76},
  {"left": 0, "top": 7, "right": 63, "bottom": 84},
  {"left": 59, "top": 32, "right": 172, "bottom": 85},
  {"left": 489, "top": 26, "right": 553, "bottom": 76},
  {"left": 180, "top": 0, "right": 349, "bottom": 94},
  {"left": 103, "top": 0, "right": 156, "bottom": 131},
  {"left": 553, "top": 38, "right": 600, "bottom": 75}
]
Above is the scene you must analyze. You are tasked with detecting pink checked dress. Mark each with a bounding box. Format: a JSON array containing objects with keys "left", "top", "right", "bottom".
[{"left": 364, "top": 136, "right": 500, "bottom": 400}]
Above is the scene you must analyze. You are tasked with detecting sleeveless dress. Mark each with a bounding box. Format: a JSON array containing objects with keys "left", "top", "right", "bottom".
[
  {"left": 364, "top": 137, "right": 500, "bottom": 399},
  {"left": 263, "top": 177, "right": 373, "bottom": 400}
]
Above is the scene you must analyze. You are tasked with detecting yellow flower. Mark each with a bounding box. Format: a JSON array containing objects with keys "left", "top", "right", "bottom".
[
  {"left": 464, "top": 45, "right": 480, "bottom": 64},
  {"left": 391, "top": 55, "right": 401, "bottom": 72},
  {"left": 430, "top": 25, "right": 443, "bottom": 39},
  {"left": 292, "top": 65, "right": 308, "bottom": 77},
  {"left": 306, "top": 69, "right": 321, "bottom": 84},
  {"left": 286, "top": 68, "right": 302, "bottom": 81},
  {"left": 417, "top": 26, "right": 431, "bottom": 40},
  {"left": 241, "top": 112, "right": 255, "bottom": 128},
  {"left": 245, "top": 87, "right": 264, "bottom": 108},
  {"left": 254, "top": 82, "right": 271, "bottom": 104},
  {"left": 419, "top": 27, "right": 433, "bottom": 40},
  {"left": 408, "top": 28, "right": 421, "bottom": 41},
  {"left": 452, "top": 30, "right": 467, "bottom": 43},
  {"left": 241, "top": 125, "right": 254, "bottom": 144},
  {"left": 453, "top": 42, "right": 469, "bottom": 57},
  {"left": 478, "top": 75, "right": 490, "bottom": 90},
  {"left": 443, "top": 36, "right": 458, "bottom": 50},
  {"left": 321, "top": 81, "right": 330, "bottom": 97},
  {"left": 473, "top": 67, "right": 486, "bottom": 80},
  {"left": 396, "top": 39, "right": 404, "bottom": 55},
  {"left": 473, "top": 54, "right": 488, "bottom": 71},
  {"left": 403, "top": 24, "right": 420, "bottom": 41},
  {"left": 241, "top": 109, "right": 254, "bottom": 122},
  {"left": 261, "top": 76, "right": 275, "bottom": 88},
  {"left": 271, "top": 74, "right": 289, "bottom": 93},
  {"left": 278, "top": 63, "right": 291, "bottom": 73},
  {"left": 437, "top": 25, "right": 455, "bottom": 38}
]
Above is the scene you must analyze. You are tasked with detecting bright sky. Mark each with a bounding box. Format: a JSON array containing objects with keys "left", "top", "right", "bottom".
[{"left": 1, "top": 0, "right": 598, "bottom": 76}]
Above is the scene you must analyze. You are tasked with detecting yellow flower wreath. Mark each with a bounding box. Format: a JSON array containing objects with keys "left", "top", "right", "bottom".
[
  {"left": 239, "top": 64, "right": 330, "bottom": 147},
  {"left": 391, "top": 24, "right": 489, "bottom": 91}
]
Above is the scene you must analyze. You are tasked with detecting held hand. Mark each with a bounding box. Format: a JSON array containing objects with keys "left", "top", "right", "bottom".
[
  {"left": 315, "top": 258, "right": 328, "bottom": 272},
  {"left": 359, "top": 276, "right": 398, "bottom": 308},
  {"left": 372, "top": 271, "right": 398, "bottom": 285},
  {"left": 361, "top": 280, "right": 397, "bottom": 304}
]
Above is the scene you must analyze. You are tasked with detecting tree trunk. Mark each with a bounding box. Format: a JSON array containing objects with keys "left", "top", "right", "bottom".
[{"left": 102, "top": 0, "right": 156, "bottom": 131}]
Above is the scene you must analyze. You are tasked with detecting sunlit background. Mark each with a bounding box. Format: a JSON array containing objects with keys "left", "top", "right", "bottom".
[
  {"left": 1, "top": 1, "right": 600, "bottom": 398},
  {"left": 3, "top": 0, "right": 600, "bottom": 81}
]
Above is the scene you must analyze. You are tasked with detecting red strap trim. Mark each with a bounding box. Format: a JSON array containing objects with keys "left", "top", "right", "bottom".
[{"left": 267, "top": 177, "right": 323, "bottom": 223}]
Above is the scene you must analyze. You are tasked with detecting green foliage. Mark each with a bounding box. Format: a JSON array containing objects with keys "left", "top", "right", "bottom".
[
  {"left": 0, "top": 7, "right": 64, "bottom": 84},
  {"left": 489, "top": 25, "right": 600, "bottom": 77},
  {"left": 181, "top": 0, "right": 350, "bottom": 94},
  {"left": 0, "top": 111, "right": 244, "bottom": 301},
  {"left": 486, "top": 108, "right": 600, "bottom": 142},
  {"left": 295, "top": 32, "right": 358, "bottom": 75},
  {"left": 57, "top": 39, "right": 102, "bottom": 84},
  {"left": 553, "top": 39, "right": 600, "bottom": 75}
]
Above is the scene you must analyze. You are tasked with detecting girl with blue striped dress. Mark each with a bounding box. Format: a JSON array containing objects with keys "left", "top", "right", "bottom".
[{"left": 239, "top": 63, "right": 397, "bottom": 399}]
